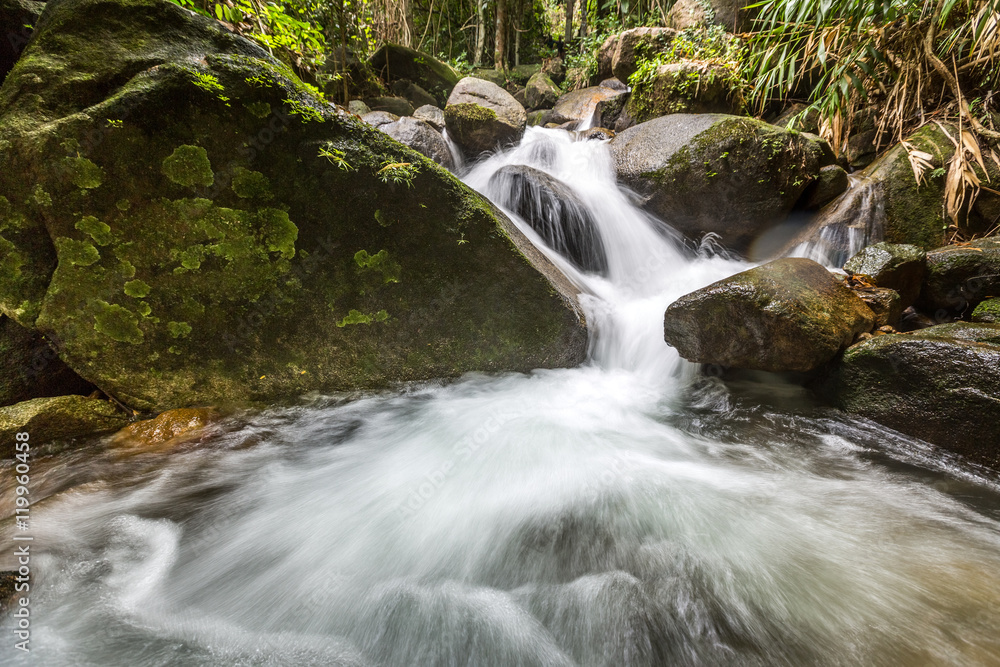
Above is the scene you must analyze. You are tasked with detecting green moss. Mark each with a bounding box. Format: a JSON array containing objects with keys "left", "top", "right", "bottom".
[
  {"left": 63, "top": 156, "right": 104, "bottom": 189},
  {"left": 124, "top": 279, "right": 151, "bottom": 297},
  {"left": 336, "top": 309, "right": 389, "bottom": 327},
  {"left": 116, "top": 199, "right": 131, "bottom": 211},
  {"left": 94, "top": 301, "right": 143, "bottom": 344},
  {"left": 449, "top": 102, "right": 497, "bottom": 124},
  {"left": 246, "top": 101, "right": 271, "bottom": 118},
  {"left": 231, "top": 168, "right": 273, "bottom": 200},
  {"left": 354, "top": 249, "right": 401, "bottom": 283},
  {"left": 0, "top": 196, "right": 10, "bottom": 220},
  {"left": 138, "top": 301, "right": 152, "bottom": 317},
  {"left": 162, "top": 145, "right": 214, "bottom": 188},
  {"left": 118, "top": 260, "right": 136, "bottom": 278},
  {"left": 167, "top": 321, "right": 192, "bottom": 338},
  {"left": 972, "top": 298, "right": 1000, "bottom": 323},
  {"left": 75, "top": 216, "right": 112, "bottom": 245},
  {"left": 55, "top": 237, "right": 100, "bottom": 266},
  {"left": 258, "top": 208, "right": 297, "bottom": 259},
  {"left": 30, "top": 184, "right": 52, "bottom": 207}
]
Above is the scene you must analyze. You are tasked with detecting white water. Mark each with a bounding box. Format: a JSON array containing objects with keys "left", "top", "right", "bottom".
[{"left": 3, "top": 129, "right": 1000, "bottom": 667}]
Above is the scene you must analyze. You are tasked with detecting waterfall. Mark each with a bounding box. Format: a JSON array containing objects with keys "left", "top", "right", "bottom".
[{"left": 5, "top": 129, "right": 1000, "bottom": 667}]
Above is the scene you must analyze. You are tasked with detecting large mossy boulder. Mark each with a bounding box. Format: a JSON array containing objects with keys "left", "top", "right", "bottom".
[
  {"left": 625, "top": 62, "right": 742, "bottom": 123},
  {"left": 667, "top": 0, "right": 757, "bottom": 32},
  {"left": 828, "top": 323, "right": 1000, "bottom": 469},
  {"left": 0, "top": 0, "right": 43, "bottom": 82},
  {"left": 488, "top": 165, "right": 608, "bottom": 276},
  {"left": 860, "top": 123, "right": 957, "bottom": 249},
  {"left": 0, "top": 315, "right": 95, "bottom": 406},
  {"left": 525, "top": 72, "right": 559, "bottom": 111},
  {"left": 844, "top": 242, "right": 926, "bottom": 308},
  {"left": 0, "top": 0, "right": 586, "bottom": 412},
  {"left": 919, "top": 236, "right": 1000, "bottom": 316},
  {"left": 610, "top": 114, "right": 826, "bottom": 252},
  {"left": 0, "top": 395, "right": 130, "bottom": 455},
  {"left": 369, "top": 44, "right": 460, "bottom": 107},
  {"left": 608, "top": 27, "right": 677, "bottom": 84},
  {"left": 444, "top": 76, "right": 527, "bottom": 157},
  {"left": 663, "top": 258, "right": 874, "bottom": 372}
]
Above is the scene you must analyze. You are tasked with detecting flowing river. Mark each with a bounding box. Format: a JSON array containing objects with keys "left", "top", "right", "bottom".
[{"left": 2, "top": 128, "right": 1000, "bottom": 666}]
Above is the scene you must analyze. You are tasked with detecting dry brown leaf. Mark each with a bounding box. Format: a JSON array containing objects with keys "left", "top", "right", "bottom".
[{"left": 901, "top": 141, "right": 934, "bottom": 186}]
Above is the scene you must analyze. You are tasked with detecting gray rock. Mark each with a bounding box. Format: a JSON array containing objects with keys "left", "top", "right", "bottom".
[
  {"left": 347, "top": 99, "right": 371, "bottom": 116},
  {"left": 549, "top": 86, "right": 628, "bottom": 129},
  {"left": 381, "top": 116, "right": 455, "bottom": 170},
  {"left": 610, "top": 114, "right": 825, "bottom": 252},
  {"left": 599, "top": 78, "right": 629, "bottom": 92},
  {"left": 525, "top": 72, "right": 560, "bottom": 110},
  {"left": 0, "top": 395, "right": 130, "bottom": 455},
  {"left": 919, "top": 236, "right": 1000, "bottom": 316},
  {"left": 667, "top": 0, "right": 758, "bottom": 32},
  {"left": 663, "top": 258, "right": 875, "bottom": 372},
  {"left": 609, "top": 27, "right": 678, "bottom": 83},
  {"left": 852, "top": 287, "right": 902, "bottom": 329},
  {"left": 363, "top": 96, "right": 414, "bottom": 116},
  {"left": 844, "top": 242, "right": 926, "bottom": 307},
  {"left": 488, "top": 165, "right": 608, "bottom": 275},
  {"left": 361, "top": 110, "right": 400, "bottom": 128},
  {"left": 800, "top": 164, "right": 849, "bottom": 209},
  {"left": 444, "top": 77, "right": 527, "bottom": 156},
  {"left": 827, "top": 322, "right": 1000, "bottom": 469},
  {"left": 391, "top": 79, "right": 437, "bottom": 109},
  {"left": 413, "top": 104, "right": 445, "bottom": 130},
  {"left": 369, "top": 44, "right": 460, "bottom": 107}
]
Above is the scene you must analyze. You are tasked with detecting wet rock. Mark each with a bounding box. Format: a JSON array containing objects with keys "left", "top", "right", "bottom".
[
  {"left": 828, "top": 322, "right": 1000, "bottom": 469},
  {"left": 361, "top": 110, "right": 400, "bottom": 128},
  {"left": 799, "top": 164, "right": 849, "bottom": 210},
  {"left": 525, "top": 72, "right": 560, "bottom": 110},
  {"left": 390, "top": 79, "right": 437, "bottom": 110},
  {"left": 489, "top": 165, "right": 608, "bottom": 275},
  {"left": 663, "top": 258, "right": 874, "bottom": 372},
  {"left": 919, "top": 237, "right": 1000, "bottom": 316},
  {"left": 599, "top": 78, "right": 629, "bottom": 92},
  {"left": 1, "top": 0, "right": 42, "bottom": 83},
  {"left": 844, "top": 242, "right": 926, "bottom": 307},
  {"left": 381, "top": 116, "right": 455, "bottom": 169},
  {"left": 347, "top": 99, "right": 371, "bottom": 116},
  {"left": 548, "top": 86, "right": 628, "bottom": 129},
  {"left": 110, "top": 406, "right": 217, "bottom": 452},
  {"left": 610, "top": 27, "right": 677, "bottom": 83},
  {"left": 527, "top": 109, "right": 550, "bottom": 127},
  {"left": 0, "top": 0, "right": 586, "bottom": 411},
  {"left": 852, "top": 287, "right": 903, "bottom": 329},
  {"left": 863, "top": 123, "right": 957, "bottom": 248},
  {"left": 363, "top": 96, "right": 414, "bottom": 116},
  {"left": 577, "top": 127, "right": 614, "bottom": 141},
  {"left": 667, "top": 0, "right": 758, "bottom": 31},
  {"left": 972, "top": 298, "right": 1000, "bottom": 323},
  {"left": 626, "top": 61, "right": 742, "bottom": 123},
  {"left": 445, "top": 77, "right": 527, "bottom": 156},
  {"left": 610, "top": 114, "right": 826, "bottom": 252},
  {"left": 0, "top": 316, "right": 95, "bottom": 407},
  {"left": 412, "top": 104, "right": 445, "bottom": 131},
  {"left": 369, "top": 44, "right": 461, "bottom": 107},
  {"left": 0, "top": 395, "right": 130, "bottom": 455}
]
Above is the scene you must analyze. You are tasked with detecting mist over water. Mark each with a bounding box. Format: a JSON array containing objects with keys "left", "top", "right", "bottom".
[{"left": 3, "top": 129, "right": 1000, "bottom": 666}]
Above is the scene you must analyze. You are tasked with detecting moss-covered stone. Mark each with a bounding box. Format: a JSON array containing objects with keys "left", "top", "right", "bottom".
[
  {"left": 444, "top": 77, "right": 527, "bottom": 156},
  {"left": 663, "top": 258, "right": 875, "bottom": 372},
  {"left": 0, "top": 0, "right": 44, "bottom": 83},
  {"left": 0, "top": 315, "right": 94, "bottom": 407},
  {"left": 971, "top": 298, "right": 1000, "bottom": 324},
  {"left": 827, "top": 322, "right": 1000, "bottom": 469},
  {"left": 369, "top": 44, "right": 461, "bottom": 107},
  {"left": 610, "top": 113, "right": 825, "bottom": 252},
  {"left": 861, "top": 123, "right": 956, "bottom": 249},
  {"left": 0, "top": 395, "right": 130, "bottom": 456},
  {"left": 918, "top": 236, "right": 1000, "bottom": 316},
  {"left": 626, "top": 62, "right": 742, "bottom": 123},
  {"left": 0, "top": 0, "right": 585, "bottom": 412}
]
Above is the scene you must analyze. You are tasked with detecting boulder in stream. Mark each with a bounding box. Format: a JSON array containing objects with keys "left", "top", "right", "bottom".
[
  {"left": 663, "top": 258, "right": 874, "bottom": 372},
  {"left": 413, "top": 104, "right": 445, "bottom": 131},
  {"left": 827, "top": 322, "right": 1000, "bottom": 469},
  {"left": 919, "top": 236, "right": 1000, "bottom": 317},
  {"left": 610, "top": 114, "right": 827, "bottom": 252},
  {"left": 0, "top": 0, "right": 586, "bottom": 412},
  {"left": 843, "top": 242, "right": 926, "bottom": 308},
  {"left": 444, "top": 77, "right": 527, "bottom": 157},
  {"left": 525, "top": 72, "right": 560, "bottom": 111},
  {"left": 548, "top": 85, "right": 628, "bottom": 130},
  {"left": 488, "top": 165, "right": 608, "bottom": 275},
  {"left": 380, "top": 116, "right": 455, "bottom": 169},
  {"left": 0, "top": 395, "right": 129, "bottom": 455}
]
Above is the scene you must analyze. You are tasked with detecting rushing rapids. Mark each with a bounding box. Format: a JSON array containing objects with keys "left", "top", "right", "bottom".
[{"left": 2, "top": 128, "right": 1000, "bottom": 666}]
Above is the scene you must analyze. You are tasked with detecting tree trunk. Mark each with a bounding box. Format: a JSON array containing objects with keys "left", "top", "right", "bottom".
[
  {"left": 564, "top": 0, "right": 574, "bottom": 48},
  {"left": 474, "top": 0, "right": 486, "bottom": 66},
  {"left": 578, "top": 0, "right": 587, "bottom": 38},
  {"left": 495, "top": 0, "right": 507, "bottom": 70},
  {"left": 401, "top": 0, "right": 414, "bottom": 47}
]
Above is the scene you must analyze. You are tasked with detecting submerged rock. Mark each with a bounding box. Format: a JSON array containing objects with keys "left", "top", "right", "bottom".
[
  {"left": 380, "top": 116, "right": 455, "bottom": 169},
  {"left": 489, "top": 165, "right": 608, "bottom": 275},
  {"left": 444, "top": 77, "right": 527, "bottom": 156},
  {"left": 610, "top": 114, "right": 826, "bottom": 252},
  {"left": 828, "top": 323, "right": 1000, "bottom": 469},
  {"left": 110, "top": 406, "right": 217, "bottom": 452},
  {"left": 0, "top": 0, "right": 586, "bottom": 412},
  {"left": 369, "top": 44, "right": 460, "bottom": 107},
  {"left": 0, "top": 395, "right": 129, "bottom": 454},
  {"left": 919, "top": 236, "right": 1000, "bottom": 316},
  {"left": 844, "top": 242, "right": 926, "bottom": 308},
  {"left": 663, "top": 258, "right": 874, "bottom": 372}
]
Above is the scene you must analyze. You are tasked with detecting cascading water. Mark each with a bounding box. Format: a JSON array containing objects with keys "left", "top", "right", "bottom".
[{"left": 3, "top": 129, "right": 1000, "bottom": 667}]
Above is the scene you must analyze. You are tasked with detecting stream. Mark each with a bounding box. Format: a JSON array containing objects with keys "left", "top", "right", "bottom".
[{"left": 2, "top": 128, "right": 1000, "bottom": 666}]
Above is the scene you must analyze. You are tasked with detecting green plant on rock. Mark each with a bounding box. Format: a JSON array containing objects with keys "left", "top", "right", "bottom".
[
  {"left": 318, "top": 142, "right": 354, "bottom": 171},
  {"left": 376, "top": 160, "right": 420, "bottom": 187}
]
